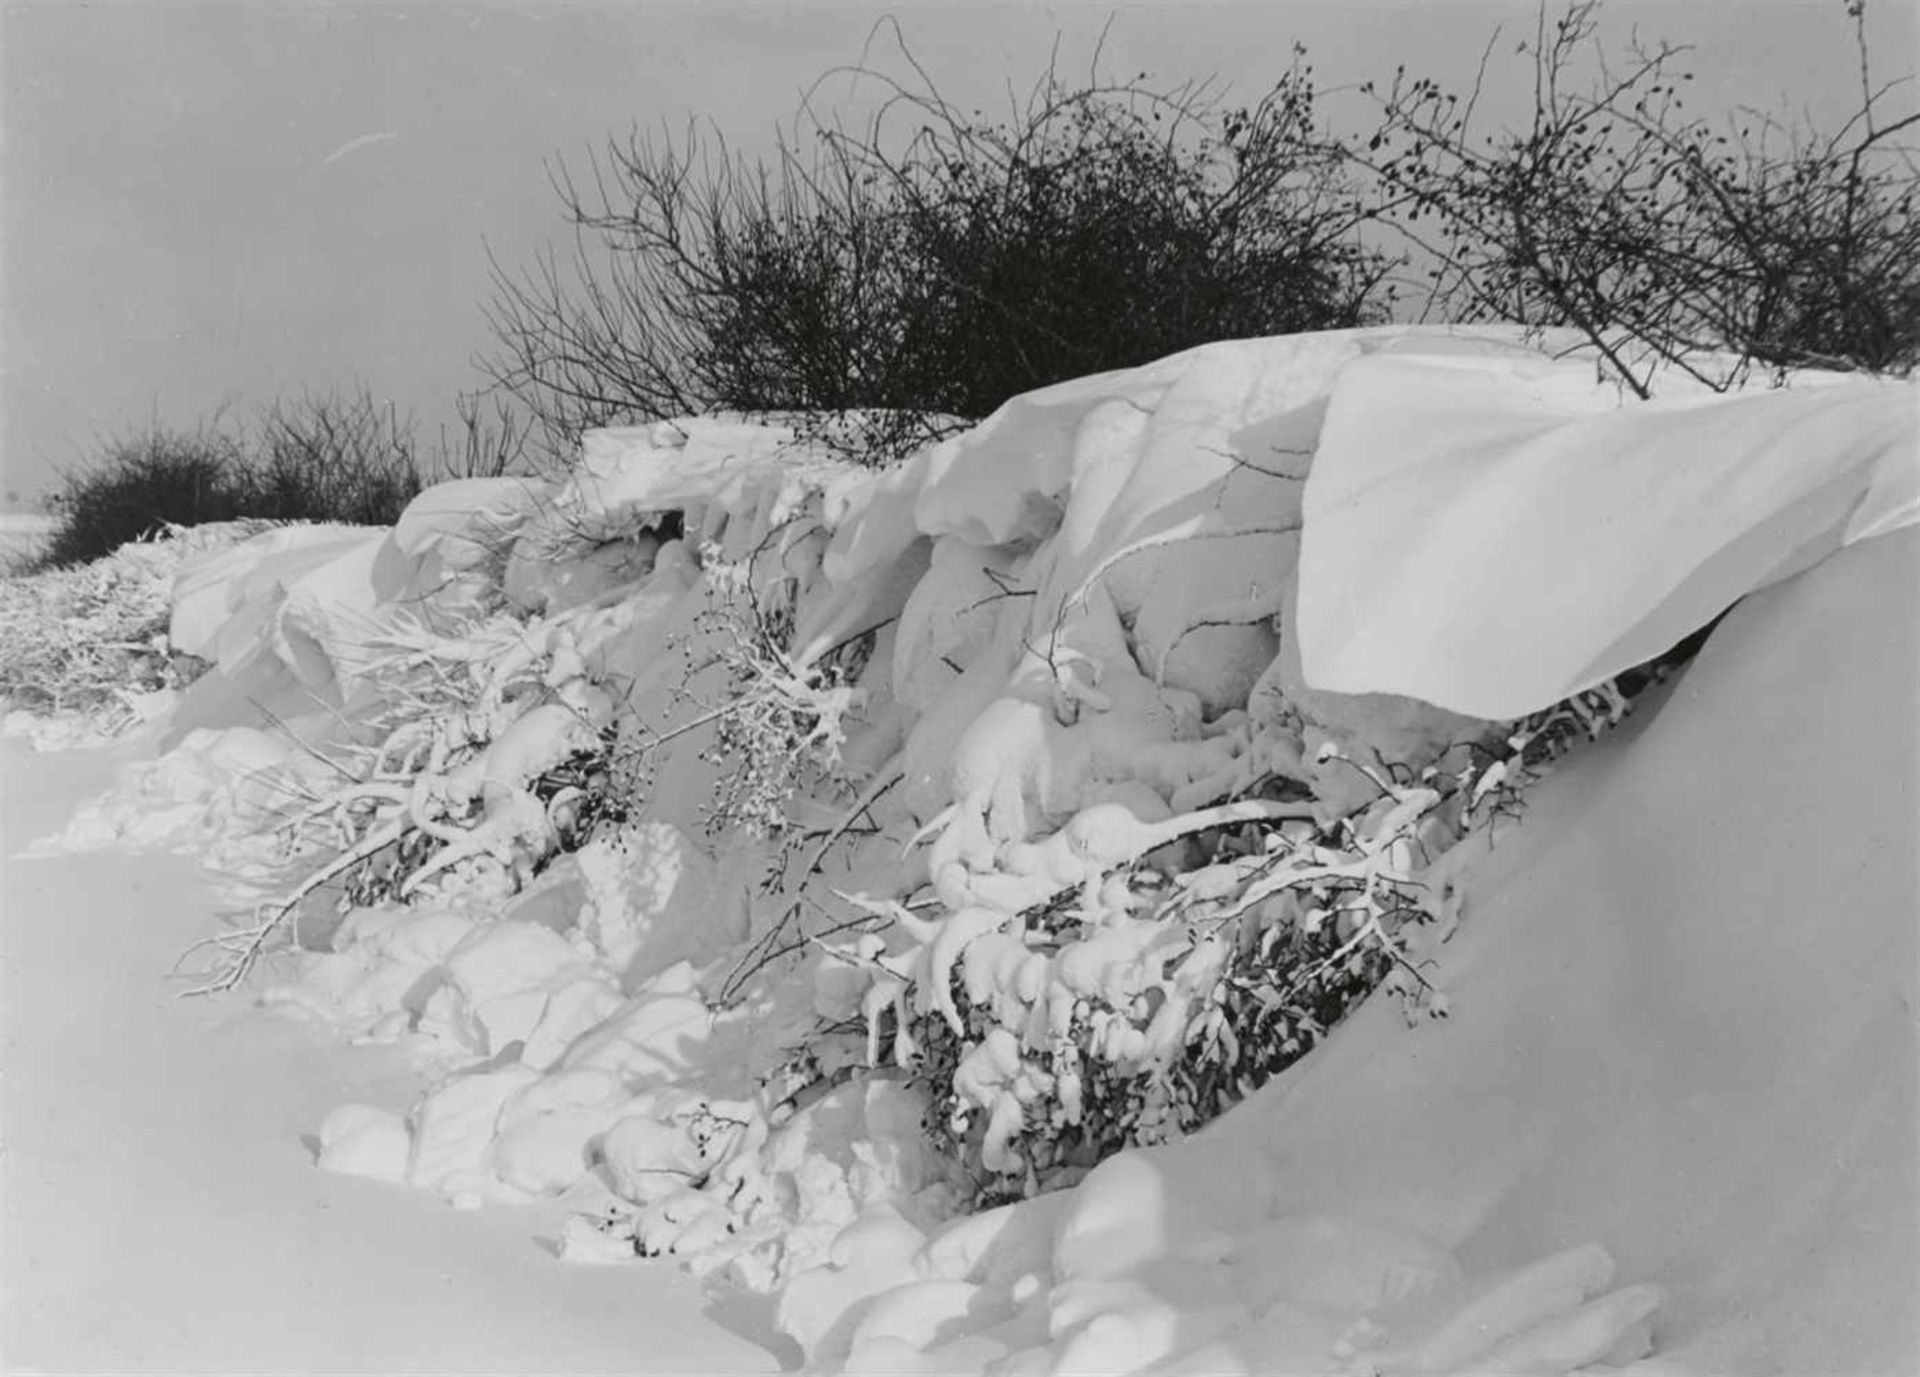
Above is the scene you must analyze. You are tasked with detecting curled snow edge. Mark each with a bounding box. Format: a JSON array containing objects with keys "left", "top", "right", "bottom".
[
  {"left": 1297, "top": 348, "right": 1918, "bottom": 717},
  {"left": 38, "top": 325, "right": 1917, "bottom": 1376}
]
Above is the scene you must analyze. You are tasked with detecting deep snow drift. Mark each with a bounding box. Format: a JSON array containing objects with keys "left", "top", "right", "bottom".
[
  {"left": 0, "top": 738, "right": 782, "bottom": 1374},
  {"left": 10, "top": 325, "right": 1914, "bottom": 1375}
]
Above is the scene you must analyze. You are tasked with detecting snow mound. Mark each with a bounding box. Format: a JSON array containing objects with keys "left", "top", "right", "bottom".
[{"left": 43, "top": 329, "right": 1914, "bottom": 1374}]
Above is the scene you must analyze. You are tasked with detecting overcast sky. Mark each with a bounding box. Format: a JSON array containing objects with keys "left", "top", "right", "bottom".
[{"left": 3, "top": 0, "right": 1913, "bottom": 505}]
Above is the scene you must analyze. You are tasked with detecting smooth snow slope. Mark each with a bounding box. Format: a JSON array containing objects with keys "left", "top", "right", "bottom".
[
  {"left": 1213, "top": 523, "right": 1920, "bottom": 1372},
  {"left": 0, "top": 738, "right": 782, "bottom": 1375}
]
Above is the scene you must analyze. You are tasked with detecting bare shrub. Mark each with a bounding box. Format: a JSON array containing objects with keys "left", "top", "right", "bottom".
[
  {"left": 1348, "top": 0, "right": 1919, "bottom": 394},
  {"left": 482, "top": 27, "right": 1391, "bottom": 463}
]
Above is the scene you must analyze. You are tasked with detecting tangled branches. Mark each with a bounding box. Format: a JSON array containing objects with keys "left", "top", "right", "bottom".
[
  {"left": 690, "top": 563, "right": 866, "bottom": 842},
  {"left": 821, "top": 669, "right": 1641, "bottom": 1205},
  {"left": 176, "top": 611, "right": 614, "bottom": 995},
  {"left": 482, "top": 24, "right": 1388, "bottom": 463},
  {"left": 1351, "top": 0, "right": 1919, "bottom": 393}
]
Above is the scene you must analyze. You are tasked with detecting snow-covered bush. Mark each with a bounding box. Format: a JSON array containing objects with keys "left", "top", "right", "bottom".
[
  {"left": 0, "top": 520, "right": 270, "bottom": 734},
  {"left": 183, "top": 600, "right": 628, "bottom": 993},
  {"left": 677, "top": 543, "right": 868, "bottom": 842},
  {"left": 148, "top": 334, "right": 1680, "bottom": 1217},
  {"left": 29, "top": 325, "right": 1914, "bottom": 1377},
  {"left": 870, "top": 689, "right": 1645, "bottom": 1205}
]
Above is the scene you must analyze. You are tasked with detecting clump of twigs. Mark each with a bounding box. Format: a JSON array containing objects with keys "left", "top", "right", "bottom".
[{"left": 693, "top": 580, "right": 865, "bottom": 843}]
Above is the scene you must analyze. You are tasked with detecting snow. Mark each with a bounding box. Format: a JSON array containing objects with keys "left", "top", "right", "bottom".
[
  {"left": 0, "top": 738, "right": 784, "bottom": 1373},
  {"left": 781, "top": 523, "right": 1917, "bottom": 1377},
  {"left": 1299, "top": 349, "right": 1919, "bottom": 718},
  {"left": 5, "top": 325, "right": 1913, "bottom": 1374},
  {"left": 170, "top": 521, "right": 378, "bottom": 665}
]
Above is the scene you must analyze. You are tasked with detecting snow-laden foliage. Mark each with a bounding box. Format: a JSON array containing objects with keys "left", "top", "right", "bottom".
[
  {"left": 0, "top": 520, "right": 276, "bottom": 739},
  {"left": 181, "top": 607, "right": 618, "bottom": 994},
  {"left": 890, "top": 685, "right": 1638, "bottom": 1202},
  {"left": 27, "top": 326, "right": 1916, "bottom": 1377}
]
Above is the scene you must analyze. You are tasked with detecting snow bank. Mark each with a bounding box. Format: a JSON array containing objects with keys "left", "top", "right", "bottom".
[
  {"left": 1299, "top": 351, "right": 1918, "bottom": 718},
  {"left": 42, "top": 326, "right": 1913, "bottom": 1374},
  {"left": 782, "top": 521, "right": 1916, "bottom": 1377},
  {"left": 0, "top": 737, "right": 780, "bottom": 1375}
]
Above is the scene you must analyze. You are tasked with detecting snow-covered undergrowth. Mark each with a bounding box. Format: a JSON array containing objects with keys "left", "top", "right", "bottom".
[
  {"left": 0, "top": 520, "right": 285, "bottom": 747},
  {"left": 30, "top": 326, "right": 1916, "bottom": 1375}
]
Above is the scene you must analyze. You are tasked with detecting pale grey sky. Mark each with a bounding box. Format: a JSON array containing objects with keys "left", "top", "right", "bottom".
[{"left": 3, "top": 0, "right": 1913, "bottom": 504}]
